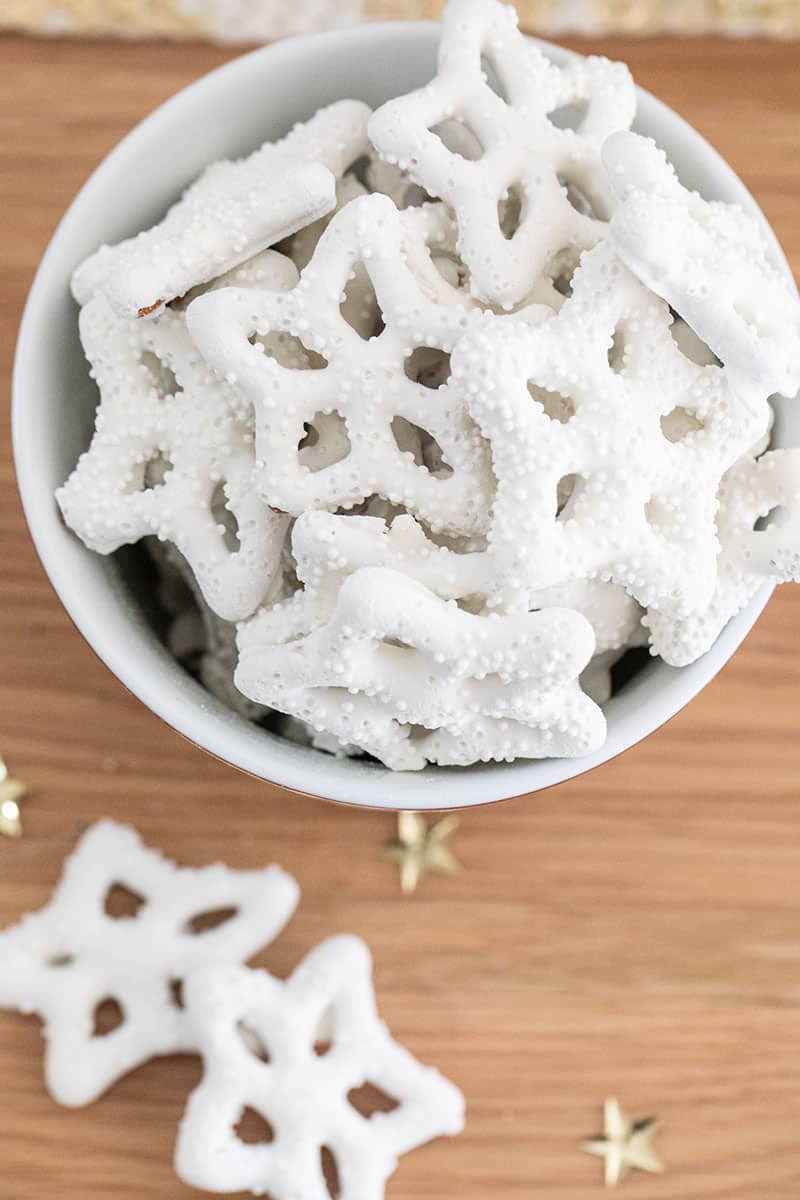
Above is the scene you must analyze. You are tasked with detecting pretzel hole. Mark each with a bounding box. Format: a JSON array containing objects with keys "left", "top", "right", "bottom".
[
  {"left": 321, "top": 1146, "right": 341, "bottom": 1199},
  {"left": 185, "top": 906, "right": 238, "bottom": 934},
  {"left": 298, "top": 412, "right": 351, "bottom": 472},
  {"left": 498, "top": 183, "right": 524, "bottom": 240},
  {"left": 340, "top": 267, "right": 385, "bottom": 340},
  {"left": 429, "top": 118, "right": 483, "bottom": 161},
  {"left": 542, "top": 246, "right": 579, "bottom": 300},
  {"left": 235, "top": 1107, "right": 274, "bottom": 1145},
  {"left": 607, "top": 324, "right": 627, "bottom": 373},
  {"left": 347, "top": 1082, "right": 401, "bottom": 1118},
  {"left": 404, "top": 346, "right": 452, "bottom": 389},
  {"left": 140, "top": 351, "right": 179, "bottom": 397},
  {"left": 669, "top": 315, "right": 721, "bottom": 367},
  {"left": 104, "top": 882, "right": 146, "bottom": 919},
  {"left": 660, "top": 407, "right": 704, "bottom": 442},
  {"left": 480, "top": 54, "right": 509, "bottom": 102},
  {"left": 645, "top": 496, "right": 670, "bottom": 529},
  {"left": 249, "top": 330, "right": 327, "bottom": 370},
  {"left": 237, "top": 1020, "right": 271, "bottom": 1063},
  {"left": 391, "top": 417, "right": 453, "bottom": 477},
  {"left": 143, "top": 453, "right": 173, "bottom": 490},
  {"left": 432, "top": 250, "right": 469, "bottom": 292},
  {"left": 556, "top": 473, "right": 582, "bottom": 518},
  {"left": 456, "top": 594, "right": 487, "bottom": 614},
  {"left": 169, "top": 978, "right": 185, "bottom": 1010},
  {"left": 46, "top": 952, "right": 75, "bottom": 968},
  {"left": 527, "top": 381, "right": 574, "bottom": 424},
  {"left": 754, "top": 506, "right": 787, "bottom": 532},
  {"left": 93, "top": 997, "right": 124, "bottom": 1038},
  {"left": 557, "top": 175, "right": 605, "bottom": 220},
  {"left": 547, "top": 99, "right": 589, "bottom": 130},
  {"left": 313, "top": 1006, "right": 334, "bottom": 1056},
  {"left": 211, "top": 483, "right": 241, "bottom": 553},
  {"left": 382, "top": 637, "right": 416, "bottom": 651}
]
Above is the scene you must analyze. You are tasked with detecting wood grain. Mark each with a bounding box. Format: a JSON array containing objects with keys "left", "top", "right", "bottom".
[{"left": 1, "top": 31, "right": 799, "bottom": 1200}]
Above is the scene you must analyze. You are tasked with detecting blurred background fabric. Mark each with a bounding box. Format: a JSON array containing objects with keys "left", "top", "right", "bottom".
[{"left": 2, "top": 0, "right": 798, "bottom": 38}]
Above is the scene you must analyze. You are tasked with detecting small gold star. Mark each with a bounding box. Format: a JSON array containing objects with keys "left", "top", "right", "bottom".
[
  {"left": 384, "top": 811, "right": 460, "bottom": 894},
  {"left": 582, "top": 1097, "right": 665, "bottom": 1187},
  {"left": 0, "top": 760, "right": 28, "bottom": 839}
]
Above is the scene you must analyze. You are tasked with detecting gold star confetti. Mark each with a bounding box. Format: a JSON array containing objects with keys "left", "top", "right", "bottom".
[
  {"left": 0, "top": 759, "right": 28, "bottom": 839},
  {"left": 384, "top": 811, "right": 460, "bottom": 894},
  {"left": 582, "top": 1097, "right": 665, "bottom": 1187}
]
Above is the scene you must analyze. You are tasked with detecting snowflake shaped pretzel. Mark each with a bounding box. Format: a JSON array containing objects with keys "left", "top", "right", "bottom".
[
  {"left": 452, "top": 241, "right": 771, "bottom": 617},
  {"left": 174, "top": 935, "right": 464, "bottom": 1198},
  {"left": 187, "top": 193, "right": 496, "bottom": 535},
  {"left": 283, "top": 509, "right": 643, "bottom": 725},
  {"left": 603, "top": 130, "right": 800, "bottom": 400},
  {"left": 236, "top": 564, "right": 604, "bottom": 769},
  {"left": 72, "top": 99, "right": 371, "bottom": 319},
  {"left": 646, "top": 449, "right": 800, "bottom": 666},
  {"left": 57, "top": 292, "right": 291, "bottom": 622},
  {"left": 368, "top": 0, "right": 635, "bottom": 309},
  {"left": 0, "top": 821, "right": 299, "bottom": 1107}
]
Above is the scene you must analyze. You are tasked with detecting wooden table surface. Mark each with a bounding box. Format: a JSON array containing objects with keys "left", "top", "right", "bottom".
[{"left": 1, "top": 29, "right": 799, "bottom": 1200}]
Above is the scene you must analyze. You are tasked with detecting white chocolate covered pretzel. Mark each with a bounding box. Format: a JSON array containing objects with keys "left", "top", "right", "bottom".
[
  {"left": 453, "top": 241, "right": 771, "bottom": 616},
  {"left": 57, "top": 294, "right": 290, "bottom": 622},
  {"left": 368, "top": 0, "right": 635, "bottom": 309},
  {"left": 236, "top": 564, "right": 604, "bottom": 769},
  {"left": 0, "top": 821, "right": 299, "bottom": 1107},
  {"left": 604, "top": 130, "right": 800, "bottom": 400},
  {"left": 72, "top": 100, "right": 371, "bottom": 318},
  {"left": 187, "top": 193, "right": 496, "bottom": 535},
  {"left": 175, "top": 937, "right": 464, "bottom": 1198},
  {"left": 645, "top": 449, "right": 800, "bottom": 665}
]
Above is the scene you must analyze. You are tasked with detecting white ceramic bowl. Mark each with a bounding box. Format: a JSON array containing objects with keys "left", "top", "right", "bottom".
[{"left": 13, "top": 22, "right": 797, "bottom": 810}]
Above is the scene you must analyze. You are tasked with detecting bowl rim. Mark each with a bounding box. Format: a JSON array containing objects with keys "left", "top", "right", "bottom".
[{"left": 12, "top": 20, "right": 782, "bottom": 810}]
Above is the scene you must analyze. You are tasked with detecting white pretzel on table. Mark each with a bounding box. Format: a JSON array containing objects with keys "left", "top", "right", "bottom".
[
  {"left": 187, "top": 192, "right": 497, "bottom": 536},
  {"left": 645, "top": 448, "right": 800, "bottom": 666},
  {"left": 0, "top": 822, "right": 298, "bottom": 1108},
  {"left": 72, "top": 100, "right": 371, "bottom": 319},
  {"left": 603, "top": 130, "right": 800, "bottom": 401},
  {"left": 174, "top": 937, "right": 464, "bottom": 1198},
  {"left": 235, "top": 563, "right": 604, "bottom": 770},
  {"left": 368, "top": 0, "right": 635, "bottom": 309}
]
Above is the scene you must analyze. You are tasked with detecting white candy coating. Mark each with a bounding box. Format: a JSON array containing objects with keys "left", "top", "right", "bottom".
[
  {"left": 175, "top": 937, "right": 464, "bottom": 1198},
  {"left": 453, "top": 241, "right": 771, "bottom": 616},
  {"left": 604, "top": 130, "right": 800, "bottom": 400},
  {"left": 368, "top": 0, "right": 635, "bottom": 308},
  {"left": 57, "top": 294, "right": 290, "bottom": 621},
  {"left": 236, "top": 564, "right": 604, "bottom": 770},
  {"left": 187, "top": 193, "right": 496, "bottom": 535},
  {"left": 72, "top": 100, "right": 371, "bottom": 318},
  {"left": 646, "top": 449, "right": 800, "bottom": 665},
  {"left": 0, "top": 821, "right": 299, "bottom": 1107}
]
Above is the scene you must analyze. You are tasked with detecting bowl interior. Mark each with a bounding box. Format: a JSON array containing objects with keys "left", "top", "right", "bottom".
[{"left": 13, "top": 23, "right": 795, "bottom": 809}]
